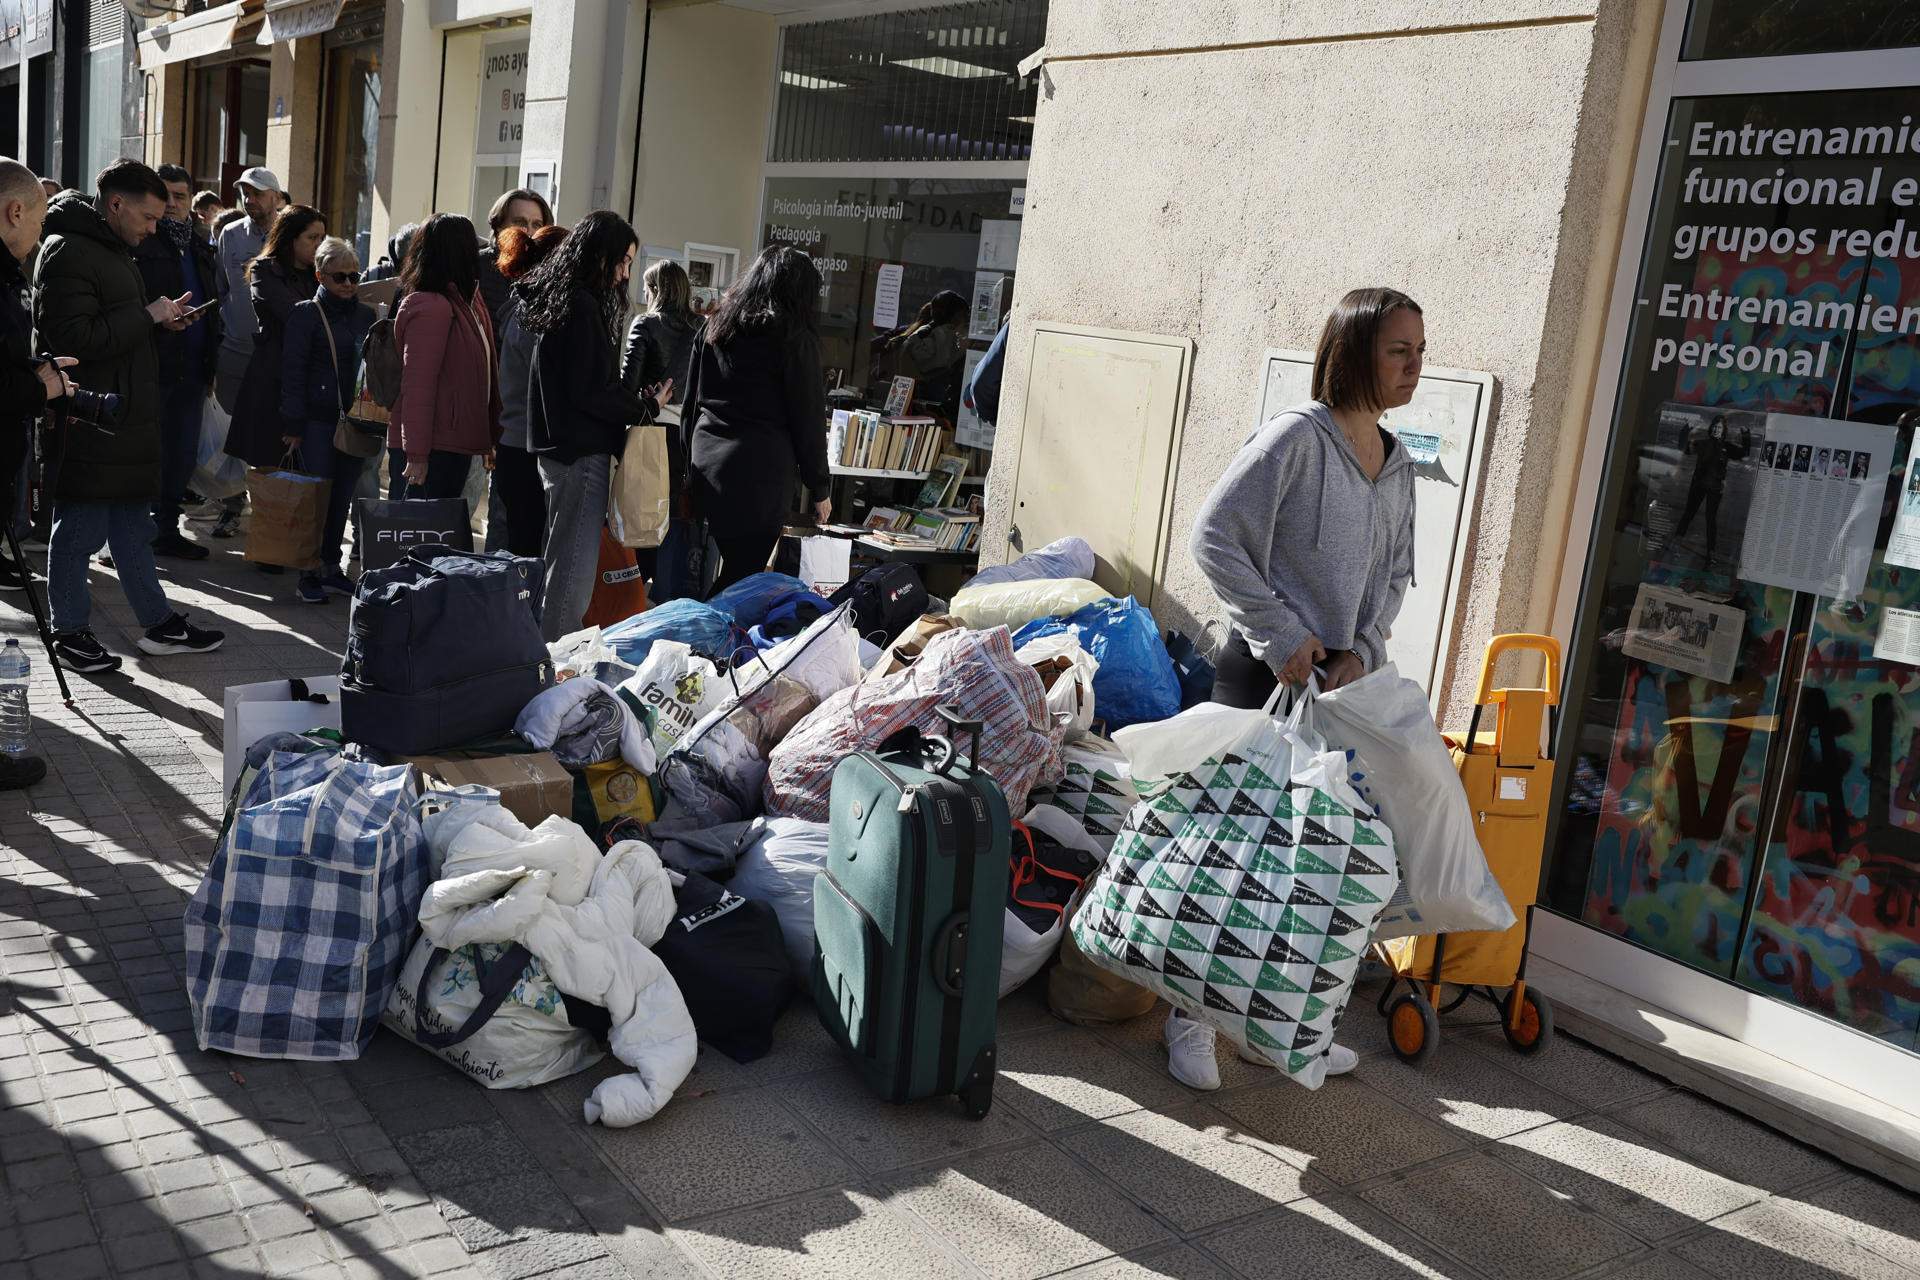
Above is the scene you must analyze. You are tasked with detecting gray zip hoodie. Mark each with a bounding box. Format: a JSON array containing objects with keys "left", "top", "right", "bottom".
[{"left": 1191, "top": 401, "right": 1416, "bottom": 672}]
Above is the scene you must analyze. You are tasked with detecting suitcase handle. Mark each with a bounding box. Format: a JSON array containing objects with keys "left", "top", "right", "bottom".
[
  {"left": 931, "top": 910, "right": 972, "bottom": 997},
  {"left": 934, "top": 706, "right": 982, "bottom": 774}
]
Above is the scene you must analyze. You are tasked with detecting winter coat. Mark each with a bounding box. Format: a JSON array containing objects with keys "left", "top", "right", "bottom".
[
  {"left": 225, "top": 258, "right": 317, "bottom": 469},
  {"left": 215, "top": 215, "right": 268, "bottom": 360},
  {"left": 281, "top": 287, "right": 376, "bottom": 466},
  {"left": 0, "top": 242, "right": 40, "bottom": 484},
  {"left": 132, "top": 224, "right": 222, "bottom": 390},
  {"left": 414, "top": 806, "right": 696, "bottom": 1127},
  {"left": 496, "top": 299, "right": 535, "bottom": 452},
  {"left": 622, "top": 308, "right": 698, "bottom": 406},
  {"left": 679, "top": 319, "right": 828, "bottom": 538},
  {"left": 528, "top": 288, "right": 656, "bottom": 465},
  {"left": 30, "top": 192, "right": 162, "bottom": 503},
  {"left": 392, "top": 287, "right": 501, "bottom": 463}
]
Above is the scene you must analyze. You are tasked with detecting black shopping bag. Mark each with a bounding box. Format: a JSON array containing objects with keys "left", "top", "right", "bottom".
[{"left": 354, "top": 497, "right": 474, "bottom": 573}]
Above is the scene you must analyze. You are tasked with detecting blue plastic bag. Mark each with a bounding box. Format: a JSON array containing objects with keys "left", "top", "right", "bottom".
[
  {"left": 1013, "top": 597, "right": 1181, "bottom": 730},
  {"left": 708, "top": 572, "right": 810, "bottom": 627},
  {"left": 603, "top": 598, "right": 735, "bottom": 667},
  {"left": 1164, "top": 630, "right": 1218, "bottom": 709}
]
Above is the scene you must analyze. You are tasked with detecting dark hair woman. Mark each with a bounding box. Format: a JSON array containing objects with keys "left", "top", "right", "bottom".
[
  {"left": 878, "top": 288, "right": 968, "bottom": 419},
  {"left": 623, "top": 258, "right": 697, "bottom": 406},
  {"left": 1177, "top": 286, "right": 1425, "bottom": 1092},
  {"left": 224, "top": 205, "right": 326, "bottom": 476},
  {"left": 486, "top": 222, "right": 568, "bottom": 560},
  {"left": 680, "top": 244, "right": 829, "bottom": 598},
  {"left": 521, "top": 209, "right": 664, "bottom": 640},
  {"left": 391, "top": 213, "right": 500, "bottom": 501}
]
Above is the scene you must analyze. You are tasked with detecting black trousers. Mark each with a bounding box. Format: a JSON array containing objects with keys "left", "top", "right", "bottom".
[
  {"left": 1211, "top": 629, "right": 1278, "bottom": 710},
  {"left": 706, "top": 531, "right": 779, "bottom": 600},
  {"left": 490, "top": 444, "right": 547, "bottom": 558},
  {"left": 404, "top": 450, "right": 474, "bottom": 502}
]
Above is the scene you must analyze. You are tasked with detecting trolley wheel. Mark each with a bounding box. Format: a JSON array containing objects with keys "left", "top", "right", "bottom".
[
  {"left": 1386, "top": 991, "right": 1440, "bottom": 1068},
  {"left": 1502, "top": 987, "right": 1554, "bottom": 1056}
]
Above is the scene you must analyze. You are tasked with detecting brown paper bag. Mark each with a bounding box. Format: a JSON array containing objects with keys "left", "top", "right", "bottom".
[
  {"left": 244, "top": 466, "right": 330, "bottom": 570},
  {"left": 1047, "top": 929, "right": 1158, "bottom": 1026},
  {"left": 609, "top": 423, "right": 671, "bottom": 549},
  {"left": 862, "top": 613, "right": 962, "bottom": 684}
]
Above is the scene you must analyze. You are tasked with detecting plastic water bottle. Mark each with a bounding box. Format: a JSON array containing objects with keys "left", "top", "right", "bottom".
[{"left": 0, "top": 639, "right": 29, "bottom": 756}]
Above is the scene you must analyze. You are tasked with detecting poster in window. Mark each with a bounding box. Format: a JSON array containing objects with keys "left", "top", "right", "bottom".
[
  {"left": 1621, "top": 584, "right": 1744, "bottom": 683},
  {"left": 1734, "top": 413, "right": 1893, "bottom": 600}
]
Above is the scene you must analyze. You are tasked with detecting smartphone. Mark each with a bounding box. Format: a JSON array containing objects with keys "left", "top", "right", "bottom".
[{"left": 180, "top": 299, "right": 218, "bottom": 323}]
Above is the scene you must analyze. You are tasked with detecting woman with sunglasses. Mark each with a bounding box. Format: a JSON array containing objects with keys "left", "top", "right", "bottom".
[{"left": 279, "top": 237, "right": 376, "bottom": 604}]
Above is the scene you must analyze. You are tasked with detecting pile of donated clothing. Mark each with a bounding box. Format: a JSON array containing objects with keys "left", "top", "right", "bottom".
[{"left": 187, "top": 533, "right": 1511, "bottom": 1126}]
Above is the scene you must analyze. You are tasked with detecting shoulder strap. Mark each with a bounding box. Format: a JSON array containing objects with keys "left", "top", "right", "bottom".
[
  {"left": 314, "top": 305, "right": 342, "bottom": 387},
  {"left": 410, "top": 944, "right": 537, "bottom": 1049}
]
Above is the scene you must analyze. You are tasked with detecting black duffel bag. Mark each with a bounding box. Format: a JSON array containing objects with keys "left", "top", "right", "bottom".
[
  {"left": 828, "top": 562, "right": 927, "bottom": 646},
  {"left": 654, "top": 870, "right": 790, "bottom": 1064},
  {"left": 341, "top": 545, "right": 551, "bottom": 755}
]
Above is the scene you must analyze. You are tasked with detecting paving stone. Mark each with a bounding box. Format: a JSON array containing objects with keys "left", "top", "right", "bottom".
[
  {"left": 781, "top": 1068, "right": 1038, "bottom": 1173},
  {"left": 408, "top": 1235, "right": 479, "bottom": 1274},
  {"left": 22, "top": 1211, "right": 96, "bottom": 1257},
  {"left": 470, "top": 1230, "right": 609, "bottom": 1280},
  {"left": 1203, "top": 1195, "right": 1474, "bottom": 1280},
  {"left": 1610, "top": 1092, "right": 1840, "bottom": 1195},
  {"left": 173, "top": 1213, "right": 251, "bottom": 1258},
  {"left": 677, "top": 1184, "right": 970, "bottom": 1280},
  {"left": 27, "top": 1243, "right": 109, "bottom": 1279},
  {"left": 395, "top": 1122, "right": 532, "bottom": 1193},
  {"left": 258, "top": 1231, "right": 335, "bottom": 1277},
  {"left": 1671, "top": 1201, "right": 1914, "bottom": 1280},
  {"left": 1208, "top": 1075, "right": 1469, "bottom": 1187},
  {"left": 1359, "top": 1151, "right": 1642, "bottom": 1280},
  {"left": 1065, "top": 1244, "right": 1239, "bottom": 1279},
  {"left": 106, "top": 1229, "right": 186, "bottom": 1271},
  {"left": 1775, "top": 1175, "right": 1920, "bottom": 1272},
  {"left": 996, "top": 1025, "right": 1193, "bottom": 1132}
]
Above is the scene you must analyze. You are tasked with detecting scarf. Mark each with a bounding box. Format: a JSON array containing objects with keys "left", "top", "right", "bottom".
[{"left": 160, "top": 217, "right": 193, "bottom": 253}]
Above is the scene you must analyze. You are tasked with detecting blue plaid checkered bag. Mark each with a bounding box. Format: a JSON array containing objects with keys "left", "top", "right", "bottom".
[{"left": 186, "top": 747, "right": 431, "bottom": 1060}]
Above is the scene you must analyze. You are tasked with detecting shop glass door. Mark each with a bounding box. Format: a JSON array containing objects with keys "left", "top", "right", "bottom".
[
  {"left": 320, "top": 37, "right": 381, "bottom": 265},
  {"left": 1546, "top": 74, "right": 1920, "bottom": 1052}
]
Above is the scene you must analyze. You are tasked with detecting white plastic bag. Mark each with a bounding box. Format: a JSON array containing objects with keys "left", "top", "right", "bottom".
[
  {"left": 617, "top": 639, "right": 726, "bottom": 761},
  {"left": 1016, "top": 631, "right": 1099, "bottom": 740},
  {"left": 549, "top": 627, "right": 624, "bottom": 681},
  {"left": 1308, "top": 665, "right": 1515, "bottom": 940},
  {"left": 949, "top": 577, "right": 1109, "bottom": 631},
  {"left": 192, "top": 393, "right": 249, "bottom": 500}
]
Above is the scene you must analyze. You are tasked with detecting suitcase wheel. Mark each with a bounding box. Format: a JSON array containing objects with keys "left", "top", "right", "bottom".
[
  {"left": 959, "top": 1076, "right": 993, "bottom": 1121},
  {"left": 1386, "top": 990, "right": 1440, "bottom": 1069},
  {"left": 1502, "top": 987, "right": 1554, "bottom": 1056}
]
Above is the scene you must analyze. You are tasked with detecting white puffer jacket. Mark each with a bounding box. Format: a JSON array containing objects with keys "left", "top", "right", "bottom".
[{"left": 416, "top": 807, "right": 696, "bottom": 1126}]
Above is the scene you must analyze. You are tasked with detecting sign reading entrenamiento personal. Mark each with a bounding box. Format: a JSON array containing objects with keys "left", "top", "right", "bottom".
[{"left": 1649, "top": 114, "right": 1920, "bottom": 379}]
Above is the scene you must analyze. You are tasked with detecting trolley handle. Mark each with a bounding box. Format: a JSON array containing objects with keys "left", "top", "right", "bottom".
[{"left": 1473, "top": 633, "right": 1562, "bottom": 708}]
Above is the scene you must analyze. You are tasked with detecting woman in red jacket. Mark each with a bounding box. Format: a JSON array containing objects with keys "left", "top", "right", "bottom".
[{"left": 392, "top": 215, "right": 501, "bottom": 499}]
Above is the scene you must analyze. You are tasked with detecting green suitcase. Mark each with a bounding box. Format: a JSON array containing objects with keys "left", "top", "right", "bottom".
[{"left": 813, "top": 709, "right": 1008, "bottom": 1118}]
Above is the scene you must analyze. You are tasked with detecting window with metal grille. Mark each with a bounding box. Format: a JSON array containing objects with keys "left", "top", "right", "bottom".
[
  {"left": 87, "top": 0, "right": 125, "bottom": 50},
  {"left": 769, "top": 0, "right": 1047, "bottom": 164}
]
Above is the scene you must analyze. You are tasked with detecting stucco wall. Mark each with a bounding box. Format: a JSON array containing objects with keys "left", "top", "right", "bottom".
[
  {"left": 630, "top": 2, "right": 777, "bottom": 267},
  {"left": 984, "top": 0, "right": 1655, "bottom": 719}
]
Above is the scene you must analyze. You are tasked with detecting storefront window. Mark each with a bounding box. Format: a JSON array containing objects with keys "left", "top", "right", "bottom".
[
  {"left": 763, "top": 176, "right": 1020, "bottom": 418},
  {"left": 79, "top": 43, "right": 123, "bottom": 181},
  {"left": 320, "top": 38, "right": 381, "bottom": 264},
  {"left": 190, "top": 60, "right": 269, "bottom": 199},
  {"left": 1548, "top": 87, "right": 1920, "bottom": 1051},
  {"left": 1683, "top": 1, "right": 1920, "bottom": 60},
  {"left": 770, "top": 0, "right": 1045, "bottom": 163}
]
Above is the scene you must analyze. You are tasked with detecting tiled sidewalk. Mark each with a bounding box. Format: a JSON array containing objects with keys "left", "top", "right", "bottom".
[{"left": 3, "top": 537, "right": 1918, "bottom": 1280}]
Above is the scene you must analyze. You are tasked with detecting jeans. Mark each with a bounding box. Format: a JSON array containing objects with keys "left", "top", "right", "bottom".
[
  {"left": 153, "top": 379, "right": 203, "bottom": 535},
  {"left": 309, "top": 448, "right": 367, "bottom": 577},
  {"left": 49, "top": 501, "right": 172, "bottom": 634},
  {"left": 487, "top": 445, "right": 546, "bottom": 558},
  {"left": 537, "top": 452, "right": 612, "bottom": 642},
  {"left": 708, "top": 531, "right": 780, "bottom": 599}
]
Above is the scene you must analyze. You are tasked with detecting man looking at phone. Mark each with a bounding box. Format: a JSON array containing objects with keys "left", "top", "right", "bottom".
[
  {"left": 136, "top": 163, "right": 221, "bottom": 561},
  {"left": 31, "top": 159, "right": 224, "bottom": 674}
]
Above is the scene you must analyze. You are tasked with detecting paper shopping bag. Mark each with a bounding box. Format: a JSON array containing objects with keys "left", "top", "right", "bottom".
[
  {"left": 608, "top": 424, "right": 671, "bottom": 550},
  {"left": 245, "top": 467, "right": 330, "bottom": 570}
]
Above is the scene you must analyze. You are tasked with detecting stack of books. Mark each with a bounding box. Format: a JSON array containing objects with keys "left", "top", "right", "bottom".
[
  {"left": 833, "top": 409, "right": 950, "bottom": 474},
  {"left": 907, "top": 507, "right": 982, "bottom": 552}
]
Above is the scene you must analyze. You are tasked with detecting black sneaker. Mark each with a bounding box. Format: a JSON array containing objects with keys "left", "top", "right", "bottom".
[
  {"left": 296, "top": 575, "right": 327, "bottom": 605},
  {"left": 152, "top": 533, "right": 211, "bottom": 561},
  {"left": 211, "top": 512, "right": 240, "bottom": 539},
  {"left": 138, "top": 613, "right": 225, "bottom": 656},
  {"left": 52, "top": 630, "right": 123, "bottom": 674},
  {"left": 0, "top": 555, "right": 24, "bottom": 593},
  {"left": 0, "top": 754, "right": 47, "bottom": 790}
]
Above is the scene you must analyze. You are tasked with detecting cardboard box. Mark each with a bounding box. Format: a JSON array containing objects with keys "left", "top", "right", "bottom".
[
  {"left": 403, "top": 752, "right": 574, "bottom": 828},
  {"left": 223, "top": 675, "right": 343, "bottom": 798}
]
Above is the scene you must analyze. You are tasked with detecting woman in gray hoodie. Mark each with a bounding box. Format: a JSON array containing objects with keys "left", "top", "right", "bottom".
[{"left": 1170, "top": 286, "right": 1424, "bottom": 1091}]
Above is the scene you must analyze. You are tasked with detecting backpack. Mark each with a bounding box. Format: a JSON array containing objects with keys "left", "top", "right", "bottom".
[
  {"left": 829, "top": 563, "right": 928, "bottom": 647},
  {"left": 359, "top": 316, "right": 401, "bottom": 409}
]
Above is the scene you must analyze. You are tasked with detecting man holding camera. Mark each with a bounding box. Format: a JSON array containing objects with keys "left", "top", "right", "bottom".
[
  {"left": 0, "top": 159, "right": 59, "bottom": 787},
  {"left": 31, "top": 159, "right": 224, "bottom": 674},
  {"left": 137, "top": 163, "right": 220, "bottom": 561}
]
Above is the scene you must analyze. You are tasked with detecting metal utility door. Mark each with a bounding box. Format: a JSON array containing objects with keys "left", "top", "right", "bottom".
[{"left": 1006, "top": 323, "right": 1194, "bottom": 609}]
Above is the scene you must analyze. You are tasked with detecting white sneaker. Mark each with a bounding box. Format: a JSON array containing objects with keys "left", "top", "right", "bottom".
[
  {"left": 1164, "top": 1010, "right": 1221, "bottom": 1091},
  {"left": 1239, "top": 1041, "right": 1359, "bottom": 1076}
]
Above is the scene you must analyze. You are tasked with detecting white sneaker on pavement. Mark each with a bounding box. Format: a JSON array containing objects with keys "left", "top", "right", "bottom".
[
  {"left": 1239, "top": 1041, "right": 1359, "bottom": 1076},
  {"left": 1164, "top": 1010, "right": 1221, "bottom": 1091}
]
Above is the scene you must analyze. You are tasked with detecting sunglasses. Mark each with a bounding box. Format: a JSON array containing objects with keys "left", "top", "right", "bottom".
[{"left": 325, "top": 271, "right": 361, "bottom": 285}]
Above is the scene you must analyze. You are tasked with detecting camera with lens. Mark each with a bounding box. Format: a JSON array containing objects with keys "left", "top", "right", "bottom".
[{"left": 33, "top": 355, "right": 121, "bottom": 426}]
